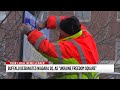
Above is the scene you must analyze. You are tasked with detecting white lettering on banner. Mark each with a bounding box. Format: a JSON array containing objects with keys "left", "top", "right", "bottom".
[
  {"left": 6, "top": 64, "right": 114, "bottom": 73},
  {"left": 72, "top": 66, "right": 84, "bottom": 70}
]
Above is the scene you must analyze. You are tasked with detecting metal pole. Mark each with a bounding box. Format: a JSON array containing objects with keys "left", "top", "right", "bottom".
[{"left": 17, "top": 11, "right": 32, "bottom": 79}]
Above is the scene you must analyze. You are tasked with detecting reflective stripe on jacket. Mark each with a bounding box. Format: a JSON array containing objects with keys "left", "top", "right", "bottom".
[{"left": 27, "top": 16, "right": 99, "bottom": 79}]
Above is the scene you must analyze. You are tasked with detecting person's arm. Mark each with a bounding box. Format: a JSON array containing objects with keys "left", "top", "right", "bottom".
[
  {"left": 28, "top": 27, "right": 96, "bottom": 64},
  {"left": 37, "top": 16, "right": 68, "bottom": 30},
  {"left": 27, "top": 29, "right": 60, "bottom": 63}
]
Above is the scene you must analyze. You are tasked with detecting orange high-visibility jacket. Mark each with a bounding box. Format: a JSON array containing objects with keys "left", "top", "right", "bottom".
[{"left": 27, "top": 16, "right": 99, "bottom": 79}]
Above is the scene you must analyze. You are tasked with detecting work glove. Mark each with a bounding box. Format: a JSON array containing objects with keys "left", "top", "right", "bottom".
[
  {"left": 20, "top": 23, "right": 33, "bottom": 35},
  {"left": 20, "top": 20, "right": 47, "bottom": 35},
  {"left": 37, "top": 21, "right": 47, "bottom": 30}
]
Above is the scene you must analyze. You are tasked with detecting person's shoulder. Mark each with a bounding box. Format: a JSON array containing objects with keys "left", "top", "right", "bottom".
[
  {"left": 58, "top": 40, "right": 72, "bottom": 45},
  {"left": 80, "top": 23, "right": 87, "bottom": 31},
  {"left": 47, "top": 16, "right": 56, "bottom": 20}
]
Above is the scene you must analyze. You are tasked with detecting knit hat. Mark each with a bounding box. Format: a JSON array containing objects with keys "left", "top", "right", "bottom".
[{"left": 59, "top": 16, "right": 81, "bottom": 35}]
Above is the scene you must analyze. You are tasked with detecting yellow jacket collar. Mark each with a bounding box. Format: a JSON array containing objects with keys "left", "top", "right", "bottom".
[{"left": 58, "top": 30, "right": 82, "bottom": 42}]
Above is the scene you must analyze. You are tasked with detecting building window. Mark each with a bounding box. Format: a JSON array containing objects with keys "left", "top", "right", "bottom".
[
  {"left": 0, "top": 11, "right": 7, "bottom": 24},
  {"left": 74, "top": 11, "right": 91, "bottom": 22},
  {"left": 117, "top": 11, "right": 120, "bottom": 21}
]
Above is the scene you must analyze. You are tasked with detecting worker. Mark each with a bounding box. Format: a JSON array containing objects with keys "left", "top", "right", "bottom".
[{"left": 21, "top": 15, "right": 99, "bottom": 79}]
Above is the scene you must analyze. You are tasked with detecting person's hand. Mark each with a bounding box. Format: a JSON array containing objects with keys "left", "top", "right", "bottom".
[
  {"left": 20, "top": 23, "right": 32, "bottom": 35},
  {"left": 37, "top": 21, "right": 46, "bottom": 30}
]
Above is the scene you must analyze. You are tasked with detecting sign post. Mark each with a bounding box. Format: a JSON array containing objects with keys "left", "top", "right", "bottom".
[{"left": 18, "top": 11, "right": 51, "bottom": 79}]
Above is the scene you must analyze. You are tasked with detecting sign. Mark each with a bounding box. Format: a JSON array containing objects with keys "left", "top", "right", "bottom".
[
  {"left": 6, "top": 63, "right": 114, "bottom": 73},
  {"left": 24, "top": 11, "right": 37, "bottom": 29},
  {"left": 23, "top": 35, "right": 49, "bottom": 79},
  {"left": 24, "top": 11, "right": 50, "bottom": 39},
  {"left": 23, "top": 11, "right": 51, "bottom": 79}
]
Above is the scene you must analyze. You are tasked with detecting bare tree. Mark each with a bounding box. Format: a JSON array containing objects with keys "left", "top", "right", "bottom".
[
  {"left": 88, "top": 11, "right": 120, "bottom": 79},
  {"left": 0, "top": 11, "right": 23, "bottom": 79}
]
